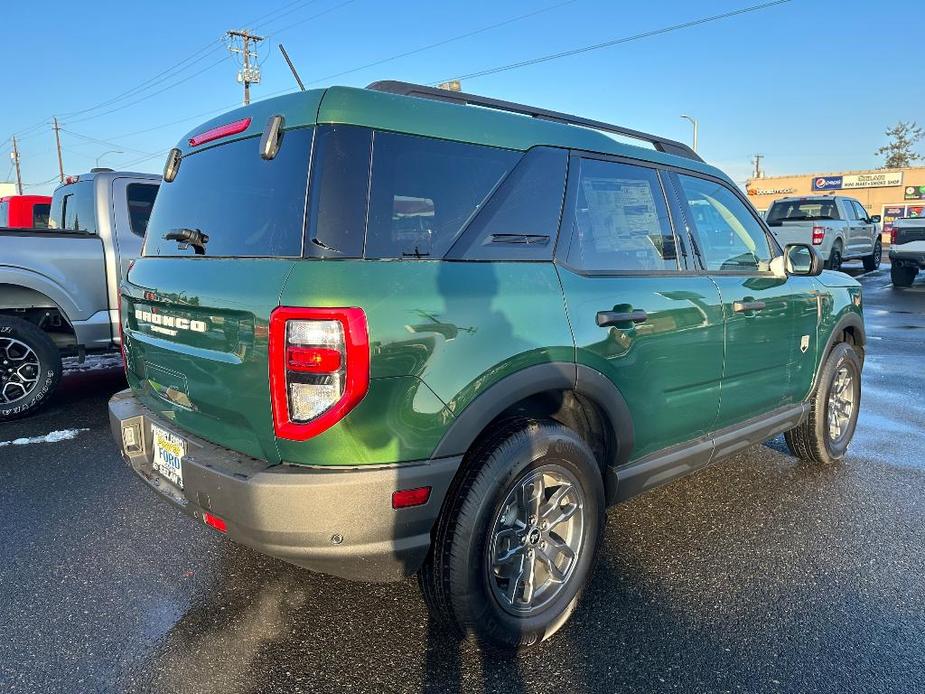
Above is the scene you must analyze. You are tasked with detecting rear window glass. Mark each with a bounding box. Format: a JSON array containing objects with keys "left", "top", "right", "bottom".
[
  {"left": 364, "top": 132, "right": 520, "bottom": 259},
  {"left": 32, "top": 203, "right": 50, "bottom": 228},
  {"left": 126, "top": 183, "right": 158, "bottom": 237},
  {"left": 766, "top": 199, "right": 840, "bottom": 226},
  {"left": 144, "top": 128, "right": 312, "bottom": 257},
  {"left": 48, "top": 181, "right": 97, "bottom": 234}
]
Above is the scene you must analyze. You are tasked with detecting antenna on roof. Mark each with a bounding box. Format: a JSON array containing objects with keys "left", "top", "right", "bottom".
[{"left": 278, "top": 44, "right": 305, "bottom": 92}]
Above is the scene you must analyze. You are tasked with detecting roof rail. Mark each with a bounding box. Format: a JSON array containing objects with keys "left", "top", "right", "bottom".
[{"left": 366, "top": 80, "right": 703, "bottom": 162}]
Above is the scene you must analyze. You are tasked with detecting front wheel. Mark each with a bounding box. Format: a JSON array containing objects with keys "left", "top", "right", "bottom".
[
  {"left": 420, "top": 419, "right": 605, "bottom": 648},
  {"left": 862, "top": 239, "right": 882, "bottom": 272},
  {"left": 785, "top": 342, "right": 861, "bottom": 464},
  {"left": 0, "top": 316, "right": 62, "bottom": 421}
]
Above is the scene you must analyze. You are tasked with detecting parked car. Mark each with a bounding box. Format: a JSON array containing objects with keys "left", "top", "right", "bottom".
[
  {"left": 108, "top": 82, "right": 865, "bottom": 648},
  {"left": 765, "top": 195, "right": 882, "bottom": 271},
  {"left": 889, "top": 217, "right": 925, "bottom": 287},
  {"left": 0, "top": 194, "right": 51, "bottom": 228},
  {"left": 0, "top": 170, "right": 159, "bottom": 420}
]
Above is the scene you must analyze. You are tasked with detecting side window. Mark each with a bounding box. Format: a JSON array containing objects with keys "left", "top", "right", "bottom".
[
  {"left": 0, "top": 201, "right": 8, "bottom": 227},
  {"left": 677, "top": 174, "right": 771, "bottom": 272},
  {"left": 852, "top": 201, "right": 869, "bottom": 222},
  {"left": 126, "top": 183, "right": 159, "bottom": 237},
  {"left": 54, "top": 181, "right": 97, "bottom": 234},
  {"left": 842, "top": 200, "right": 860, "bottom": 220},
  {"left": 32, "top": 203, "right": 50, "bottom": 228},
  {"left": 565, "top": 158, "right": 677, "bottom": 272},
  {"left": 365, "top": 131, "right": 520, "bottom": 259}
]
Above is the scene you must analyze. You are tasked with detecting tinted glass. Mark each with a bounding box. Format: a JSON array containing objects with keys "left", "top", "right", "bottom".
[
  {"left": 678, "top": 174, "right": 771, "bottom": 272},
  {"left": 450, "top": 147, "right": 567, "bottom": 261},
  {"left": 32, "top": 203, "right": 50, "bottom": 228},
  {"left": 49, "top": 181, "right": 96, "bottom": 233},
  {"left": 305, "top": 125, "right": 371, "bottom": 258},
  {"left": 0, "top": 201, "right": 7, "bottom": 227},
  {"left": 766, "top": 199, "right": 840, "bottom": 225},
  {"left": 365, "top": 131, "right": 520, "bottom": 259},
  {"left": 852, "top": 201, "right": 869, "bottom": 221},
  {"left": 126, "top": 183, "right": 158, "bottom": 237},
  {"left": 566, "top": 158, "right": 677, "bottom": 272},
  {"left": 145, "top": 129, "right": 312, "bottom": 257}
]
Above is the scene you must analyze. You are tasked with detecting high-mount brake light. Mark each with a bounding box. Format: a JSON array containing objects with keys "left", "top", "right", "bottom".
[
  {"left": 811, "top": 225, "right": 826, "bottom": 245},
  {"left": 188, "top": 117, "right": 252, "bottom": 147},
  {"left": 269, "top": 307, "right": 369, "bottom": 441}
]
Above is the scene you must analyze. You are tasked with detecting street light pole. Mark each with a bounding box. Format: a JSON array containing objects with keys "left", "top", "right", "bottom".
[
  {"left": 680, "top": 114, "right": 698, "bottom": 153},
  {"left": 95, "top": 150, "right": 123, "bottom": 167}
]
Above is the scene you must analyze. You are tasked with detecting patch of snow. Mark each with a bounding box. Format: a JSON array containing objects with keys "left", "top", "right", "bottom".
[
  {"left": 0, "top": 428, "right": 90, "bottom": 448},
  {"left": 63, "top": 353, "right": 124, "bottom": 374}
]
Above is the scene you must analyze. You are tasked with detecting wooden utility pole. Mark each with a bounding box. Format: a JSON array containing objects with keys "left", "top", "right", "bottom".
[
  {"left": 752, "top": 153, "right": 764, "bottom": 179},
  {"left": 53, "top": 117, "right": 65, "bottom": 183},
  {"left": 11, "top": 136, "right": 23, "bottom": 195},
  {"left": 227, "top": 29, "right": 264, "bottom": 105}
]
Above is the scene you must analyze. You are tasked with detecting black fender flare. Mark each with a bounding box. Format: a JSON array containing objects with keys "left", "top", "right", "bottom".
[
  {"left": 813, "top": 311, "right": 866, "bottom": 391},
  {"left": 431, "top": 362, "right": 634, "bottom": 468}
]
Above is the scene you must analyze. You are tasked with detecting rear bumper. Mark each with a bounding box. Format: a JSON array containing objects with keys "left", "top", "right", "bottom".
[
  {"left": 108, "top": 389, "right": 460, "bottom": 582},
  {"left": 889, "top": 249, "right": 925, "bottom": 269}
]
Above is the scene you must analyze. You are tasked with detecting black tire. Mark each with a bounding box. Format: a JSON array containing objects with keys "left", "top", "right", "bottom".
[
  {"left": 862, "top": 239, "right": 882, "bottom": 272},
  {"left": 826, "top": 242, "right": 843, "bottom": 271},
  {"left": 785, "top": 342, "right": 861, "bottom": 465},
  {"left": 420, "top": 418, "right": 605, "bottom": 649},
  {"left": 0, "top": 315, "right": 62, "bottom": 421},
  {"left": 891, "top": 264, "right": 917, "bottom": 287}
]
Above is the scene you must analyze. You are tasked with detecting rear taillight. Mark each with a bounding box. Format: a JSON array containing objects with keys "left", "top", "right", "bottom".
[
  {"left": 811, "top": 225, "right": 826, "bottom": 245},
  {"left": 269, "top": 307, "right": 369, "bottom": 441},
  {"left": 890, "top": 228, "right": 897, "bottom": 245}
]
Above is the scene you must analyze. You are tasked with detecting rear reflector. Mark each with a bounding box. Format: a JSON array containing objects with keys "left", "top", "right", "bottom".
[
  {"left": 203, "top": 512, "right": 227, "bottom": 533},
  {"left": 188, "top": 117, "right": 252, "bottom": 147},
  {"left": 392, "top": 486, "right": 432, "bottom": 509}
]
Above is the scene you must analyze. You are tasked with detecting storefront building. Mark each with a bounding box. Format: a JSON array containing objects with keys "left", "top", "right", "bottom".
[{"left": 745, "top": 167, "right": 925, "bottom": 236}]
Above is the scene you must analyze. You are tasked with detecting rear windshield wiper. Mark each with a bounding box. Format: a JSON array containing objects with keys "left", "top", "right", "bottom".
[{"left": 164, "top": 227, "right": 209, "bottom": 255}]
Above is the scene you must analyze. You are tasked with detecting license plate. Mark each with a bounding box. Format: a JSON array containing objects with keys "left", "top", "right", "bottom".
[{"left": 152, "top": 424, "right": 186, "bottom": 489}]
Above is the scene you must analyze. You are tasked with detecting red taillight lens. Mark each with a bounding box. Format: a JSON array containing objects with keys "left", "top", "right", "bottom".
[
  {"left": 890, "top": 228, "right": 897, "bottom": 245},
  {"left": 269, "top": 307, "right": 369, "bottom": 441},
  {"left": 188, "top": 117, "right": 252, "bottom": 147},
  {"left": 203, "top": 512, "right": 227, "bottom": 533},
  {"left": 392, "top": 486, "right": 432, "bottom": 509},
  {"left": 811, "top": 225, "right": 825, "bottom": 245}
]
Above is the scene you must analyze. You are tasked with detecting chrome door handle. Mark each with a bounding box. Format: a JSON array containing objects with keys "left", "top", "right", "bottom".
[
  {"left": 596, "top": 310, "right": 648, "bottom": 327},
  {"left": 733, "top": 300, "right": 766, "bottom": 313}
]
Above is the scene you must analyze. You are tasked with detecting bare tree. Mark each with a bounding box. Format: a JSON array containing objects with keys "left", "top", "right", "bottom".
[{"left": 876, "top": 121, "right": 924, "bottom": 169}]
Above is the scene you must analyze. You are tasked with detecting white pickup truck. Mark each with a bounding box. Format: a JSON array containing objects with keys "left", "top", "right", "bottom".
[
  {"left": 765, "top": 195, "right": 882, "bottom": 272},
  {"left": 889, "top": 217, "right": 925, "bottom": 287},
  {"left": 0, "top": 169, "right": 159, "bottom": 420}
]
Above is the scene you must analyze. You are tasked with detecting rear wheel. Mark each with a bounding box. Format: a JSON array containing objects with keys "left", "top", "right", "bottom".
[
  {"left": 0, "top": 316, "right": 62, "bottom": 421},
  {"left": 891, "top": 264, "right": 917, "bottom": 287},
  {"left": 826, "top": 242, "right": 843, "bottom": 271},
  {"left": 420, "top": 418, "right": 605, "bottom": 648},
  {"left": 862, "top": 239, "right": 882, "bottom": 272},
  {"left": 785, "top": 342, "right": 861, "bottom": 465}
]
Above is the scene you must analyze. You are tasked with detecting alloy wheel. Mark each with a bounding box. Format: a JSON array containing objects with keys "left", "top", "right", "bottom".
[
  {"left": 0, "top": 337, "right": 41, "bottom": 405},
  {"left": 487, "top": 465, "right": 585, "bottom": 615},
  {"left": 826, "top": 365, "right": 855, "bottom": 442}
]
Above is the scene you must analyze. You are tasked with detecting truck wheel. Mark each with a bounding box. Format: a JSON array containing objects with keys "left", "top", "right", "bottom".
[
  {"left": 826, "top": 242, "right": 843, "bottom": 271},
  {"left": 891, "top": 264, "right": 917, "bottom": 287},
  {"left": 862, "top": 239, "right": 882, "bottom": 272},
  {"left": 785, "top": 342, "right": 861, "bottom": 465},
  {"left": 420, "top": 418, "right": 605, "bottom": 648},
  {"left": 0, "top": 316, "right": 62, "bottom": 421}
]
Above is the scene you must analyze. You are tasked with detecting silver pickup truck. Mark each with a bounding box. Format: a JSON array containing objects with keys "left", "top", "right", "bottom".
[
  {"left": 0, "top": 169, "right": 159, "bottom": 420},
  {"left": 889, "top": 217, "right": 925, "bottom": 287},
  {"left": 765, "top": 195, "right": 882, "bottom": 272}
]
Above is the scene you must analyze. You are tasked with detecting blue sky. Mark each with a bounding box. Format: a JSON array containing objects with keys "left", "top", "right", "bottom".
[{"left": 2, "top": 0, "right": 919, "bottom": 194}]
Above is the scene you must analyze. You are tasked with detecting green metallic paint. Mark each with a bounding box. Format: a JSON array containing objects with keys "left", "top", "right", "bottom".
[{"left": 559, "top": 269, "right": 725, "bottom": 460}]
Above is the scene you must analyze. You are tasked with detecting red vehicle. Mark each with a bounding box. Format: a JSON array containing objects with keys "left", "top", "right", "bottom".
[{"left": 0, "top": 195, "right": 52, "bottom": 228}]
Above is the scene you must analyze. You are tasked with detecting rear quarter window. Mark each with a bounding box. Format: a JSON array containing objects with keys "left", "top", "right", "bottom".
[
  {"left": 145, "top": 128, "right": 312, "bottom": 257},
  {"left": 364, "top": 132, "right": 521, "bottom": 259},
  {"left": 126, "top": 183, "right": 159, "bottom": 237},
  {"left": 32, "top": 203, "right": 50, "bottom": 228}
]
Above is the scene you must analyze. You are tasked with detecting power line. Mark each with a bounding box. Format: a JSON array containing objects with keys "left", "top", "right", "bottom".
[
  {"left": 436, "top": 0, "right": 793, "bottom": 83},
  {"left": 307, "top": 0, "right": 579, "bottom": 85}
]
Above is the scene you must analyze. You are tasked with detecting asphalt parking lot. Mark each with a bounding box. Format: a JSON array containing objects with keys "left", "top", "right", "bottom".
[{"left": 1, "top": 262, "right": 923, "bottom": 694}]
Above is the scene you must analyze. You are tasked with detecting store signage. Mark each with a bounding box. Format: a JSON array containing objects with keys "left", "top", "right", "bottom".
[
  {"left": 747, "top": 186, "right": 796, "bottom": 196},
  {"left": 812, "top": 172, "right": 904, "bottom": 191},
  {"left": 904, "top": 185, "right": 925, "bottom": 200}
]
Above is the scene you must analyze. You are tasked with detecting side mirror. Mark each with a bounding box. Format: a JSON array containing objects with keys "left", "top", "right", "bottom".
[
  {"left": 785, "top": 243, "right": 823, "bottom": 276},
  {"left": 870, "top": 215, "right": 882, "bottom": 224}
]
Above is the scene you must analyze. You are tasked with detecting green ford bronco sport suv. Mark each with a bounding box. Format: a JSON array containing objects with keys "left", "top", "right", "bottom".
[{"left": 109, "top": 81, "right": 865, "bottom": 647}]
